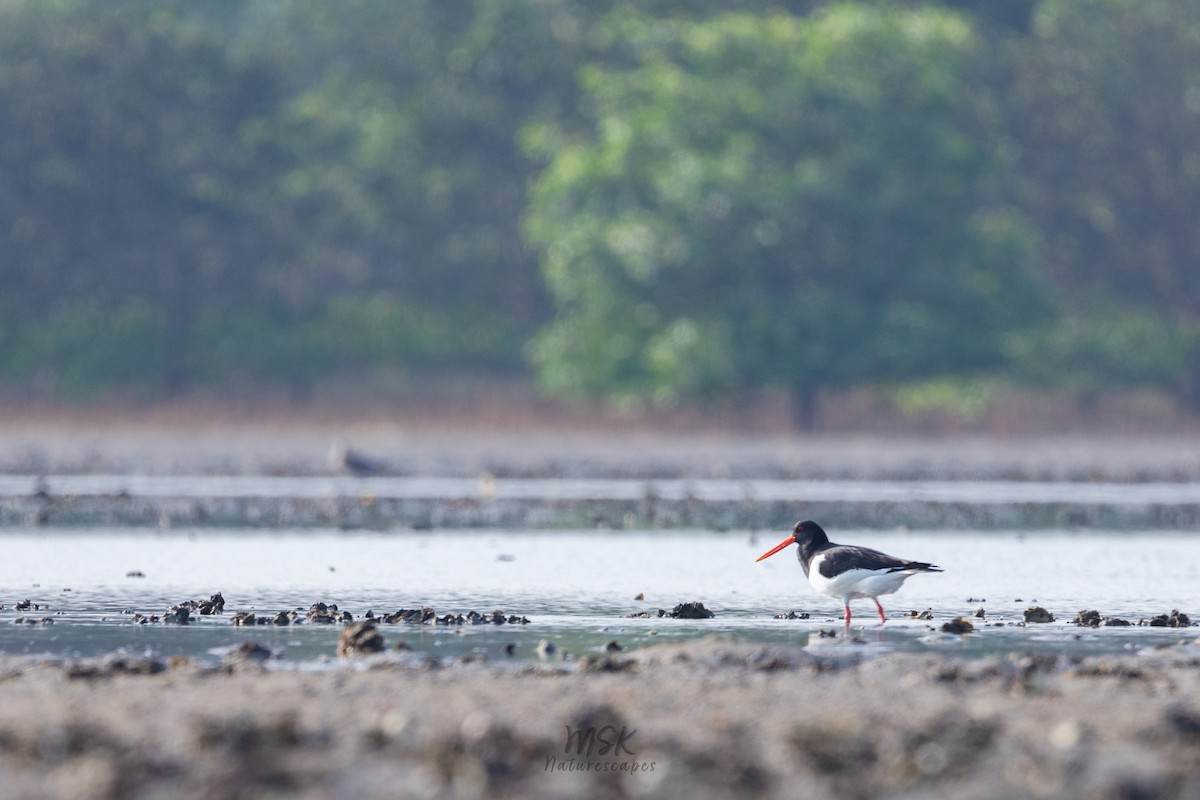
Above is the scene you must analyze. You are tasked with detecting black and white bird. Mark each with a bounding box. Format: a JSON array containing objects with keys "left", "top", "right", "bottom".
[{"left": 756, "top": 520, "right": 942, "bottom": 625}]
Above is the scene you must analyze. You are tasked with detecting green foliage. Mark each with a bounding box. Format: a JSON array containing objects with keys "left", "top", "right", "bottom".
[
  {"left": 1013, "top": 0, "right": 1200, "bottom": 318},
  {"left": 0, "top": 0, "right": 1199, "bottom": 416},
  {"left": 1007, "top": 306, "right": 1200, "bottom": 396},
  {"left": 525, "top": 6, "right": 1048, "bottom": 415},
  {"left": 891, "top": 378, "right": 996, "bottom": 422},
  {"left": 0, "top": 299, "right": 166, "bottom": 397}
]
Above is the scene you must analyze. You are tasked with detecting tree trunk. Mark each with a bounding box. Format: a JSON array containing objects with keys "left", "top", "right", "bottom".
[
  {"left": 789, "top": 386, "right": 818, "bottom": 431},
  {"left": 161, "top": 254, "right": 194, "bottom": 398}
]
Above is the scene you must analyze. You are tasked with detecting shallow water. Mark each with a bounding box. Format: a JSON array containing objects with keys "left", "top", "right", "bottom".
[{"left": 1, "top": 528, "right": 1197, "bottom": 666}]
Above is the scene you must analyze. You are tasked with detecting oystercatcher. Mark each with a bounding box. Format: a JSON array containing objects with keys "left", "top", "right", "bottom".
[{"left": 756, "top": 520, "right": 942, "bottom": 624}]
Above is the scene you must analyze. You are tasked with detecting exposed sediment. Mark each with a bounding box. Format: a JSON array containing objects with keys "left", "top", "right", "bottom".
[
  {"left": 7, "top": 485, "right": 1200, "bottom": 529},
  {"left": 1, "top": 635, "right": 1199, "bottom": 799}
]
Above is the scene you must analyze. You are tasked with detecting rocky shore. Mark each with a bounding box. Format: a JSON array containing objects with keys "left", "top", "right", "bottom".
[{"left": 1, "top": 636, "right": 1199, "bottom": 799}]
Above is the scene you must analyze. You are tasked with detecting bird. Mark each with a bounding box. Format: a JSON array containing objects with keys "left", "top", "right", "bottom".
[
  {"left": 328, "top": 438, "right": 387, "bottom": 477},
  {"left": 755, "top": 520, "right": 942, "bottom": 625}
]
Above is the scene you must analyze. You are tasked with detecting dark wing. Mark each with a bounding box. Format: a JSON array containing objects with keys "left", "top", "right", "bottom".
[{"left": 817, "top": 545, "right": 943, "bottom": 579}]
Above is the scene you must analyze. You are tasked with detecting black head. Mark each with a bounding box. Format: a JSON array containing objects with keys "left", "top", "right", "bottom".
[
  {"left": 755, "top": 519, "right": 830, "bottom": 563},
  {"left": 792, "top": 520, "right": 829, "bottom": 547}
]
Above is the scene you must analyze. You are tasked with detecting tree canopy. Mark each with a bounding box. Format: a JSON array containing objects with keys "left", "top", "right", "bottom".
[
  {"left": 0, "top": 0, "right": 1198, "bottom": 423},
  {"left": 524, "top": 7, "right": 1048, "bottom": 423}
]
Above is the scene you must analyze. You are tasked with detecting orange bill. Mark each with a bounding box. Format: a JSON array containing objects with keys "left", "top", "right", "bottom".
[{"left": 755, "top": 534, "right": 796, "bottom": 562}]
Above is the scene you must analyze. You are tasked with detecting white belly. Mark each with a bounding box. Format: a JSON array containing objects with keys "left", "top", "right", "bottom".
[{"left": 808, "top": 556, "right": 916, "bottom": 601}]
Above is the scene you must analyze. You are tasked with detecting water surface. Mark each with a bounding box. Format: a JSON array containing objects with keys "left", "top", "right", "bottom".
[{"left": 1, "top": 528, "right": 1196, "bottom": 666}]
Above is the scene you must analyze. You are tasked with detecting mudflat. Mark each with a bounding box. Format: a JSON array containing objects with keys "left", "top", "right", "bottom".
[
  {"left": 1, "top": 636, "right": 1199, "bottom": 799},
  {"left": 4, "top": 409, "right": 1200, "bottom": 482}
]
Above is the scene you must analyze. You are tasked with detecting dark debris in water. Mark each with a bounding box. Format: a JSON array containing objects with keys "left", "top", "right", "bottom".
[
  {"left": 774, "top": 610, "right": 811, "bottom": 620},
  {"left": 1023, "top": 606, "right": 1055, "bottom": 624},
  {"left": 230, "top": 605, "right": 532, "bottom": 627},
  {"left": 376, "top": 608, "right": 530, "bottom": 626},
  {"left": 1145, "top": 610, "right": 1192, "bottom": 628},
  {"left": 130, "top": 593, "right": 225, "bottom": 625},
  {"left": 1074, "top": 610, "right": 1133, "bottom": 628},
  {"left": 668, "top": 602, "right": 715, "bottom": 619},
  {"left": 307, "top": 602, "right": 353, "bottom": 624},
  {"left": 941, "top": 618, "right": 975, "bottom": 634},
  {"left": 627, "top": 601, "right": 716, "bottom": 619}
]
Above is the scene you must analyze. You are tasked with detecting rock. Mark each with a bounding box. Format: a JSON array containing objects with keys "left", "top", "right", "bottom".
[
  {"left": 910, "top": 609, "right": 934, "bottom": 620},
  {"left": 604, "top": 640, "right": 623, "bottom": 653},
  {"left": 1147, "top": 610, "right": 1191, "bottom": 628},
  {"left": 1103, "top": 617, "right": 1132, "bottom": 627},
  {"left": 635, "top": 592, "right": 645, "bottom": 601},
  {"left": 1074, "top": 610, "right": 1102, "bottom": 627},
  {"left": 307, "top": 602, "right": 342, "bottom": 624},
  {"left": 163, "top": 605, "right": 191, "bottom": 625},
  {"left": 667, "top": 602, "right": 715, "bottom": 619},
  {"left": 126, "top": 570, "right": 146, "bottom": 578},
  {"left": 65, "top": 655, "right": 166, "bottom": 679},
  {"left": 1024, "top": 606, "right": 1055, "bottom": 623},
  {"left": 198, "top": 593, "right": 225, "bottom": 614},
  {"left": 973, "top": 607, "right": 986, "bottom": 619},
  {"left": 231, "top": 611, "right": 262, "bottom": 626},
  {"left": 535, "top": 639, "right": 557, "bottom": 658},
  {"left": 578, "top": 654, "right": 635, "bottom": 672},
  {"left": 15, "top": 599, "right": 38, "bottom": 611},
  {"left": 941, "top": 618, "right": 975, "bottom": 634},
  {"left": 225, "top": 642, "right": 273, "bottom": 671},
  {"left": 338, "top": 620, "right": 385, "bottom": 657}
]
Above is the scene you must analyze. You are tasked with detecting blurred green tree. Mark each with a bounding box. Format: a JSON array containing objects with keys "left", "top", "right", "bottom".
[
  {"left": 0, "top": 0, "right": 289, "bottom": 395},
  {"left": 1009, "top": 0, "right": 1200, "bottom": 406},
  {"left": 523, "top": 6, "right": 1048, "bottom": 426}
]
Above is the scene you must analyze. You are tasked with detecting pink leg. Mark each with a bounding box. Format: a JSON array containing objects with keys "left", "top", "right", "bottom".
[
  {"left": 843, "top": 602, "right": 852, "bottom": 625},
  {"left": 874, "top": 598, "right": 887, "bottom": 623}
]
